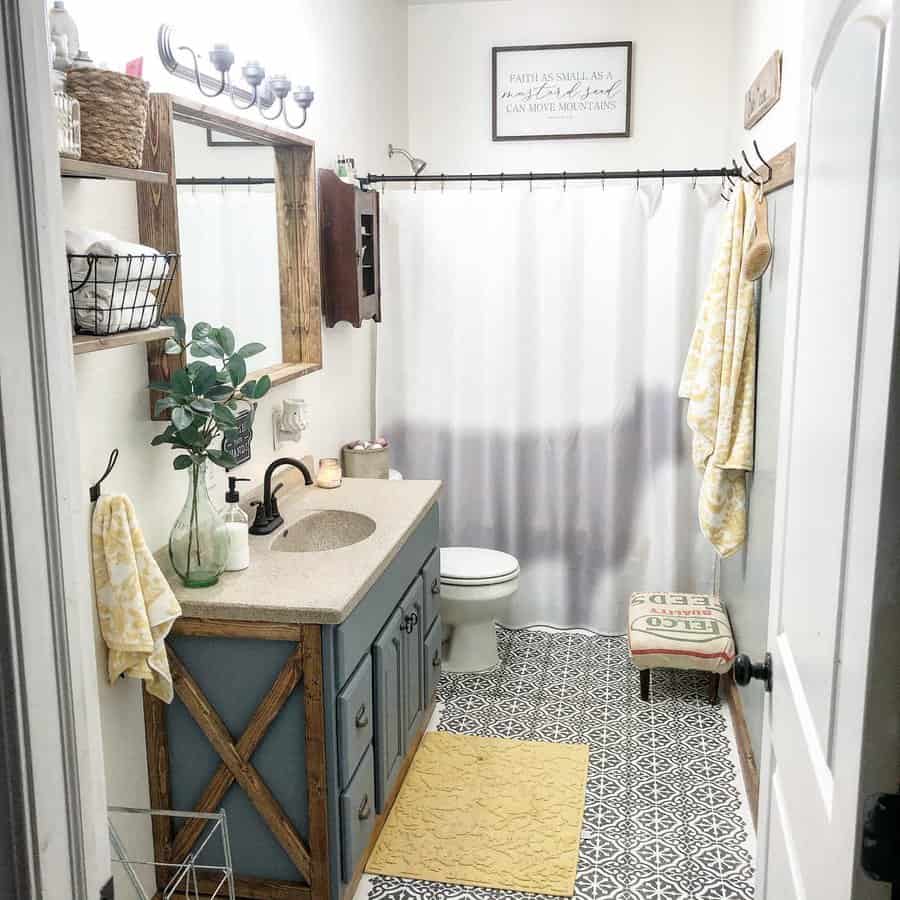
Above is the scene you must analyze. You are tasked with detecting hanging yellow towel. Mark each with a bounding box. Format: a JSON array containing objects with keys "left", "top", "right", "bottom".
[
  {"left": 679, "top": 184, "right": 757, "bottom": 557},
  {"left": 91, "top": 495, "right": 181, "bottom": 702}
]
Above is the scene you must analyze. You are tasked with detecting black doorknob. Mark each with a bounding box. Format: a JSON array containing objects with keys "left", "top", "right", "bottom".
[{"left": 733, "top": 652, "right": 773, "bottom": 692}]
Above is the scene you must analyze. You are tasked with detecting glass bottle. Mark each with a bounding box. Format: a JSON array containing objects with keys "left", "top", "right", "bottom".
[{"left": 169, "top": 458, "right": 228, "bottom": 587}]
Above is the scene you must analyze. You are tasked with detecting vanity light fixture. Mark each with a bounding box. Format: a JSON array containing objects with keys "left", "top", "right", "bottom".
[{"left": 158, "top": 24, "right": 315, "bottom": 129}]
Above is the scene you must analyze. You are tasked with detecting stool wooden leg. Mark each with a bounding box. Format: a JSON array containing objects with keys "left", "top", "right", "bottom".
[
  {"left": 707, "top": 672, "right": 720, "bottom": 704},
  {"left": 640, "top": 669, "right": 650, "bottom": 702}
]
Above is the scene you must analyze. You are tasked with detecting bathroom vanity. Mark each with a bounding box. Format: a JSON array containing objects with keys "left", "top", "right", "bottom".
[{"left": 146, "top": 478, "right": 442, "bottom": 900}]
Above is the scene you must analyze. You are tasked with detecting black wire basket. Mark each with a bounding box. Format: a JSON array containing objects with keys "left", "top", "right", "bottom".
[{"left": 67, "top": 252, "right": 179, "bottom": 336}]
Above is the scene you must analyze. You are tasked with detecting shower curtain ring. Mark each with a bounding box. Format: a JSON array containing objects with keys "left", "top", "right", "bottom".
[
  {"left": 220, "top": 176, "right": 226, "bottom": 195},
  {"left": 692, "top": 168, "right": 698, "bottom": 190},
  {"left": 636, "top": 169, "right": 640, "bottom": 191},
  {"left": 500, "top": 171, "right": 504, "bottom": 192},
  {"left": 381, "top": 173, "right": 385, "bottom": 195},
  {"left": 661, "top": 168, "right": 665, "bottom": 190},
  {"left": 441, "top": 173, "right": 445, "bottom": 194},
  {"left": 563, "top": 171, "right": 567, "bottom": 192},
  {"left": 601, "top": 170, "right": 605, "bottom": 191},
  {"left": 529, "top": 171, "right": 533, "bottom": 193},
  {"left": 469, "top": 173, "right": 473, "bottom": 193}
]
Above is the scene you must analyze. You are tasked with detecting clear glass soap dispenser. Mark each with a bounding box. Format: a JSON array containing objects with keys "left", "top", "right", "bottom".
[{"left": 224, "top": 476, "right": 251, "bottom": 572}]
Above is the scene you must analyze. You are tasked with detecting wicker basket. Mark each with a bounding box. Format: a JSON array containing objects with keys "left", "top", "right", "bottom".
[{"left": 65, "top": 68, "right": 149, "bottom": 168}]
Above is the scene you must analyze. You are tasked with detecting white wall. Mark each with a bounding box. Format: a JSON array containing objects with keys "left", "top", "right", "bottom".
[
  {"left": 727, "top": 0, "right": 805, "bottom": 154},
  {"left": 720, "top": 186, "right": 793, "bottom": 766},
  {"left": 720, "top": 0, "right": 805, "bottom": 768},
  {"left": 62, "top": 1, "right": 408, "bottom": 890},
  {"left": 407, "top": 0, "right": 737, "bottom": 174}
]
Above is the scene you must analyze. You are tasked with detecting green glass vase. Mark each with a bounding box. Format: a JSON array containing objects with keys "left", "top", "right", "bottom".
[{"left": 169, "top": 458, "right": 227, "bottom": 588}]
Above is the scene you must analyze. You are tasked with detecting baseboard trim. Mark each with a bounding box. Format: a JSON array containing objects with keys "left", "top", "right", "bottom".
[{"left": 723, "top": 672, "right": 760, "bottom": 827}]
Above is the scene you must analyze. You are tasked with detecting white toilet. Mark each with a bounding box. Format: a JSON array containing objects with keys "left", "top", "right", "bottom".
[{"left": 439, "top": 547, "right": 520, "bottom": 672}]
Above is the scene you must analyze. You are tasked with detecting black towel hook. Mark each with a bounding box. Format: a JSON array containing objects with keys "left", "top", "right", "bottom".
[
  {"left": 753, "top": 140, "right": 773, "bottom": 184},
  {"left": 90, "top": 449, "right": 119, "bottom": 502},
  {"left": 741, "top": 150, "right": 763, "bottom": 186}
]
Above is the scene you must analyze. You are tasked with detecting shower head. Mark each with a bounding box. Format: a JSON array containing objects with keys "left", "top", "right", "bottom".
[{"left": 388, "top": 143, "right": 427, "bottom": 176}]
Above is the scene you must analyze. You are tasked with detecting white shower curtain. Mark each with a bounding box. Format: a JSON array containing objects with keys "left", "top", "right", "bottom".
[
  {"left": 377, "top": 183, "right": 722, "bottom": 633},
  {"left": 177, "top": 186, "right": 282, "bottom": 369}
]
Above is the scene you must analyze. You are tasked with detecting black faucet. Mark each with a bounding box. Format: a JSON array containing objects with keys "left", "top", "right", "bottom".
[{"left": 249, "top": 457, "right": 314, "bottom": 535}]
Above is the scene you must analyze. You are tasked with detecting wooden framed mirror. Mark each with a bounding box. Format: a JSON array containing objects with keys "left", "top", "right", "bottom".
[{"left": 138, "top": 95, "right": 322, "bottom": 419}]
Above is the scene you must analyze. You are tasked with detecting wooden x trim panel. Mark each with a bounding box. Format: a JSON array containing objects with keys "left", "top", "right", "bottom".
[
  {"left": 167, "top": 646, "right": 313, "bottom": 881},
  {"left": 170, "top": 643, "right": 305, "bottom": 863}
]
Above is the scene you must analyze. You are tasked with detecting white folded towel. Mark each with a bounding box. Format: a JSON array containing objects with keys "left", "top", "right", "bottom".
[
  {"left": 65, "top": 227, "right": 115, "bottom": 255},
  {"left": 66, "top": 228, "right": 115, "bottom": 281},
  {"left": 82, "top": 238, "right": 170, "bottom": 290},
  {"left": 72, "top": 283, "right": 159, "bottom": 334}
]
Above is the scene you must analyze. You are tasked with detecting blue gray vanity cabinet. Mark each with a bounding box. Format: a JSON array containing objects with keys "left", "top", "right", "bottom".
[
  {"left": 400, "top": 575, "right": 424, "bottom": 748},
  {"left": 372, "top": 604, "right": 404, "bottom": 812},
  {"left": 145, "top": 502, "right": 440, "bottom": 900},
  {"left": 424, "top": 616, "right": 442, "bottom": 708}
]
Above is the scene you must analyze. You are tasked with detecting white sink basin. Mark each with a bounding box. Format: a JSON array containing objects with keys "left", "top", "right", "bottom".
[{"left": 271, "top": 509, "right": 376, "bottom": 553}]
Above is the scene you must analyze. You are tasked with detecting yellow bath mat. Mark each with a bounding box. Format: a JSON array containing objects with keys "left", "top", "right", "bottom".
[{"left": 366, "top": 732, "right": 589, "bottom": 896}]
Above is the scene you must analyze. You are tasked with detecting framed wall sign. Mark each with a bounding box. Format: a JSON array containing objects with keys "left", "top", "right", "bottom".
[
  {"left": 492, "top": 41, "right": 632, "bottom": 141},
  {"left": 222, "top": 408, "right": 254, "bottom": 468}
]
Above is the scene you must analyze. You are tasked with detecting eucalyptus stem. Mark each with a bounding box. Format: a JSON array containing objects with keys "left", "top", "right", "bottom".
[
  {"left": 191, "top": 461, "right": 202, "bottom": 566},
  {"left": 185, "top": 461, "right": 197, "bottom": 579}
]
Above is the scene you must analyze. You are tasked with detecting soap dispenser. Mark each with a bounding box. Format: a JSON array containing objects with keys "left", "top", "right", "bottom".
[{"left": 224, "top": 477, "right": 251, "bottom": 572}]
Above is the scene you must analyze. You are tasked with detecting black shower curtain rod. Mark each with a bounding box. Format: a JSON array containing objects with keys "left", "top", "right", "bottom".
[
  {"left": 175, "top": 176, "right": 275, "bottom": 186},
  {"left": 361, "top": 166, "right": 743, "bottom": 187}
]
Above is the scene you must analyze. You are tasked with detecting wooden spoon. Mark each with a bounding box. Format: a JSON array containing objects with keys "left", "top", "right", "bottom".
[{"left": 743, "top": 190, "right": 773, "bottom": 281}]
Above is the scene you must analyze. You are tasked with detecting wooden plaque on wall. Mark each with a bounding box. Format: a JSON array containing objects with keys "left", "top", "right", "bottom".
[{"left": 744, "top": 51, "right": 782, "bottom": 129}]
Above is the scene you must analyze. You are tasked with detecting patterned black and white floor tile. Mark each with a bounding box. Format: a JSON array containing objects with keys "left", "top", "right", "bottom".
[{"left": 357, "top": 626, "right": 755, "bottom": 900}]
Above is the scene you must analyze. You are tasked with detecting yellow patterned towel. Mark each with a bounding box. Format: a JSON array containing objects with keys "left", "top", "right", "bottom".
[
  {"left": 91, "top": 495, "right": 181, "bottom": 702},
  {"left": 679, "top": 184, "right": 757, "bottom": 557}
]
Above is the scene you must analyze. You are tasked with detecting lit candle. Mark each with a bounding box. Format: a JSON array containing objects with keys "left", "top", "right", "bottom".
[{"left": 316, "top": 458, "right": 342, "bottom": 489}]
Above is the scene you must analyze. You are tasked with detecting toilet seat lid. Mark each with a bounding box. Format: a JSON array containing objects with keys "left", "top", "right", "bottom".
[{"left": 440, "top": 547, "right": 520, "bottom": 585}]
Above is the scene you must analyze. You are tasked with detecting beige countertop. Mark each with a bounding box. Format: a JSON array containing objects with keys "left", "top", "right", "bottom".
[{"left": 159, "top": 477, "right": 441, "bottom": 626}]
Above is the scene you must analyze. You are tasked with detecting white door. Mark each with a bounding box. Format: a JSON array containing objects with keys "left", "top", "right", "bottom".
[{"left": 751, "top": 1, "right": 900, "bottom": 898}]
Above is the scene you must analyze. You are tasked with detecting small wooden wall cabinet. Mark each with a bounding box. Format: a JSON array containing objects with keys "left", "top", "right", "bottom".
[
  {"left": 144, "top": 505, "right": 441, "bottom": 900},
  {"left": 318, "top": 170, "right": 381, "bottom": 328}
]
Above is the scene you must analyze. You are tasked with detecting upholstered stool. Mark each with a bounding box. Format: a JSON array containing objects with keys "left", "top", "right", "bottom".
[{"left": 628, "top": 592, "right": 735, "bottom": 704}]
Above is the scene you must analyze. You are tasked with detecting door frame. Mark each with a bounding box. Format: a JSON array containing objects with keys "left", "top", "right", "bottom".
[{"left": 0, "top": 0, "right": 109, "bottom": 896}]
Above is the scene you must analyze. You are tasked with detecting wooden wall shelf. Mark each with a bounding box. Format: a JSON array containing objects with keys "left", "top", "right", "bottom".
[
  {"left": 72, "top": 325, "right": 175, "bottom": 356},
  {"left": 60, "top": 157, "right": 169, "bottom": 184}
]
